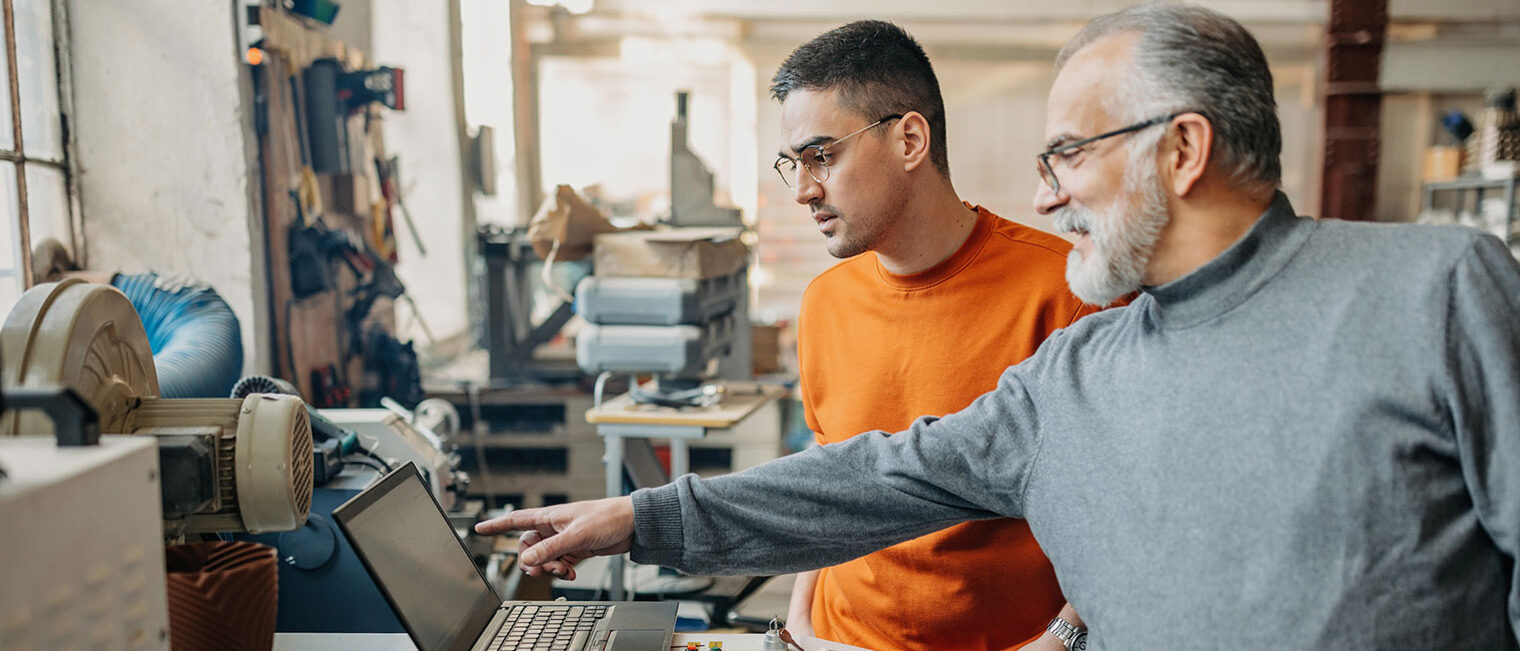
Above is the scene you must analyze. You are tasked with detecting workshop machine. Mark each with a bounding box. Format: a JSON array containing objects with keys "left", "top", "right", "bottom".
[
  {"left": 0, "top": 279, "right": 314, "bottom": 537},
  {"left": 0, "top": 279, "right": 316, "bottom": 649},
  {"left": 0, "top": 279, "right": 484, "bottom": 638}
]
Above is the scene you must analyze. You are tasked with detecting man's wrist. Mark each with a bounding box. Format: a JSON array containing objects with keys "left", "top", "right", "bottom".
[
  {"left": 629, "top": 487, "right": 679, "bottom": 542},
  {"left": 1046, "top": 616, "right": 1087, "bottom": 650}
]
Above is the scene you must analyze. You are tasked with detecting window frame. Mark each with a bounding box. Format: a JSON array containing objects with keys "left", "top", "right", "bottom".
[{"left": 0, "top": 0, "right": 76, "bottom": 294}]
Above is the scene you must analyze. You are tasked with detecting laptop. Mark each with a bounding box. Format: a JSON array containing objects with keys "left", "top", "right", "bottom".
[{"left": 333, "top": 462, "right": 677, "bottom": 651}]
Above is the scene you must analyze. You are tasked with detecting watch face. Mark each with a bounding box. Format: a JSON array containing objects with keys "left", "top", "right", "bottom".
[{"left": 1072, "top": 631, "right": 1088, "bottom": 650}]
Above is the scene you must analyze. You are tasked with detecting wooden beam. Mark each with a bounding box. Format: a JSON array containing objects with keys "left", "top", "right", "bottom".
[{"left": 1320, "top": 0, "right": 1387, "bottom": 221}]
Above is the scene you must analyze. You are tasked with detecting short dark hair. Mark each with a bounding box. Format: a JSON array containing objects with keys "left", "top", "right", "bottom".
[
  {"left": 771, "top": 20, "right": 950, "bottom": 178},
  {"left": 1057, "top": 5, "right": 1282, "bottom": 192}
]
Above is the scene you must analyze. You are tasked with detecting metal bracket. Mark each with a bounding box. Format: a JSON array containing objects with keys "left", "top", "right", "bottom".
[{"left": 5, "top": 386, "right": 100, "bottom": 447}]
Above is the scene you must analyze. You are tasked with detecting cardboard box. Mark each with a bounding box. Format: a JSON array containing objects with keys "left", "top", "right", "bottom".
[
  {"left": 752, "top": 323, "right": 782, "bottom": 375},
  {"left": 1423, "top": 146, "right": 1464, "bottom": 182},
  {"left": 593, "top": 227, "right": 749, "bottom": 279}
]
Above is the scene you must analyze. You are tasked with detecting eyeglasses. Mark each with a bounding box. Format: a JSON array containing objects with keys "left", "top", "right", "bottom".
[
  {"left": 774, "top": 115, "right": 902, "bottom": 189},
  {"left": 1036, "top": 111, "right": 1193, "bottom": 194}
]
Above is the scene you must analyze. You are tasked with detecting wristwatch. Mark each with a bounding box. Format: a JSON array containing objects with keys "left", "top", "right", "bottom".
[{"left": 1047, "top": 616, "right": 1088, "bottom": 650}]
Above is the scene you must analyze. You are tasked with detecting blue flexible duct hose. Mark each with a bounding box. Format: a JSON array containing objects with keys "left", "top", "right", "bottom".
[{"left": 112, "top": 272, "right": 244, "bottom": 399}]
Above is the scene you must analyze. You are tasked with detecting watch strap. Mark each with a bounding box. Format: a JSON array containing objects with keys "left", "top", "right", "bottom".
[{"left": 1047, "top": 616, "right": 1087, "bottom": 650}]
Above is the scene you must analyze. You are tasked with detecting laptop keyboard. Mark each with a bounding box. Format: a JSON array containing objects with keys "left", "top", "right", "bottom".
[{"left": 487, "top": 604, "right": 609, "bottom": 651}]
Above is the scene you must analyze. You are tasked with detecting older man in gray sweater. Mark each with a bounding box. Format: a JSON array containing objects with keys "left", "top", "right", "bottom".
[{"left": 479, "top": 6, "right": 1520, "bottom": 649}]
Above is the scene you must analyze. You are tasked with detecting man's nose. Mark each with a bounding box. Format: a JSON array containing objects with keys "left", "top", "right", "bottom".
[
  {"left": 792, "top": 169, "right": 823, "bottom": 205},
  {"left": 1033, "top": 179, "right": 1068, "bottom": 215}
]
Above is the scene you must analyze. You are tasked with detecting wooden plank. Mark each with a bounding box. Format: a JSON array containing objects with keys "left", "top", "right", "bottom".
[
  {"left": 259, "top": 7, "right": 353, "bottom": 70},
  {"left": 585, "top": 383, "right": 787, "bottom": 428},
  {"left": 288, "top": 291, "right": 342, "bottom": 399},
  {"left": 256, "top": 7, "right": 398, "bottom": 406},
  {"left": 257, "top": 53, "right": 344, "bottom": 400},
  {"left": 257, "top": 56, "right": 300, "bottom": 385}
]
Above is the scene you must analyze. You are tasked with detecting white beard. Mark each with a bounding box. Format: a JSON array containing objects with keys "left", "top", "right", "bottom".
[{"left": 1053, "top": 152, "right": 1170, "bottom": 306}]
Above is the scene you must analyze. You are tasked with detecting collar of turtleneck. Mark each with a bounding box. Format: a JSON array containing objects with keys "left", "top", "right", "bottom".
[{"left": 1142, "top": 192, "right": 1317, "bottom": 329}]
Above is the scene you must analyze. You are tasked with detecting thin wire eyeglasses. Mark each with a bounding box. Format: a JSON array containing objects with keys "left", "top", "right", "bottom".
[
  {"left": 1036, "top": 111, "right": 1194, "bottom": 194},
  {"left": 774, "top": 114, "right": 903, "bottom": 189}
]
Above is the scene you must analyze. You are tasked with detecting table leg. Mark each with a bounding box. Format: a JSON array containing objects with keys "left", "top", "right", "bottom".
[
  {"left": 670, "top": 439, "right": 690, "bottom": 478},
  {"left": 603, "top": 431, "right": 625, "bottom": 600}
]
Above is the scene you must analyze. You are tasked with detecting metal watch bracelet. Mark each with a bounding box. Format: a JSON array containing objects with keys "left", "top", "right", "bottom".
[{"left": 1047, "top": 616, "right": 1088, "bottom": 650}]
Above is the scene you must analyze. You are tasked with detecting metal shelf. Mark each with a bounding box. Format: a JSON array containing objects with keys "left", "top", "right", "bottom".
[
  {"left": 1423, "top": 175, "right": 1517, "bottom": 192},
  {"left": 1421, "top": 174, "right": 1519, "bottom": 246}
]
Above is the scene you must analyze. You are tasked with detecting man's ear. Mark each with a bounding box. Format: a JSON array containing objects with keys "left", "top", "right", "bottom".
[
  {"left": 899, "top": 111, "right": 931, "bottom": 173},
  {"left": 1166, "top": 112, "right": 1213, "bottom": 197}
]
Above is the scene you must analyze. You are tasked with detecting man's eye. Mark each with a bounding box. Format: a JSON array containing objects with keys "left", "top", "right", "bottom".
[
  {"left": 802, "top": 147, "right": 839, "bottom": 166},
  {"left": 1052, "top": 147, "right": 1083, "bottom": 163}
]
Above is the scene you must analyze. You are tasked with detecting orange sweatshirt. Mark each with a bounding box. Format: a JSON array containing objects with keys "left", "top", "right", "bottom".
[{"left": 797, "top": 204, "right": 1099, "bottom": 650}]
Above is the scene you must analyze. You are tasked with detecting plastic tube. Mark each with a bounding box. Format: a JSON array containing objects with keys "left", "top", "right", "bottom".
[{"left": 112, "top": 272, "right": 244, "bottom": 399}]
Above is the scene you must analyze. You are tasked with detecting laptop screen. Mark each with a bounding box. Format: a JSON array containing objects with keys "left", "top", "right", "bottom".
[{"left": 334, "top": 464, "right": 501, "bottom": 651}]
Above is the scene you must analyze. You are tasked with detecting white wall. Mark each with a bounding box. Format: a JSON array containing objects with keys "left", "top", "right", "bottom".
[
  {"left": 537, "top": 56, "right": 734, "bottom": 213},
  {"left": 65, "top": 0, "right": 266, "bottom": 374},
  {"left": 372, "top": 0, "right": 473, "bottom": 343},
  {"left": 67, "top": 0, "right": 476, "bottom": 366}
]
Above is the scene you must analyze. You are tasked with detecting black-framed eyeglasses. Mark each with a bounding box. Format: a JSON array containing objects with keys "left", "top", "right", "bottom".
[
  {"left": 774, "top": 114, "right": 902, "bottom": 189},
  {"left": 1037, "top": 111, "right": 1197, "bottom": 194}
]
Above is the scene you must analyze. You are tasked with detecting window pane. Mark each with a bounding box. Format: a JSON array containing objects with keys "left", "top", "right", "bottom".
[
  {"left": 0, "top": 23, "right": 12, "bottom": 153},
  {"left": 0, "top": 161, "right": 19, "bottom": 271},
  {"left": 15, "top": 0, "right": 62, "bottom": 161},
  {"left": 25, "top": 163, "right": 68, "bottom": 258}
]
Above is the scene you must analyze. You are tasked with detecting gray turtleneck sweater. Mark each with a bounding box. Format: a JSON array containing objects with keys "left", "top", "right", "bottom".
[{"left": 631, "top": 194, "right": 1520, "bottom": 649}]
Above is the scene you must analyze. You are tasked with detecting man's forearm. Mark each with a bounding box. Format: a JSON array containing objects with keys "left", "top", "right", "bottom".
[
  {"left": 631, "top": 437, "right": 1011, "bottom": 572},
  {"left": 1056, "top": 602, "right": 1083, "bottom": 628},
  {"left": 1021, "top": 603, "right": 1084, "bottom": 650},
  {"left": 786, "top": 570, "right": 820, "bottom": 635},
  {"left": 630, "top": 376, "right": 1043, "bottom": 575}
]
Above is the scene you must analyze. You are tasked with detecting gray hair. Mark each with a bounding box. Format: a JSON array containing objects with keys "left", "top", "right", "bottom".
[{"left": 1056, "top": 4, "right": 1282, "bottom": 193}]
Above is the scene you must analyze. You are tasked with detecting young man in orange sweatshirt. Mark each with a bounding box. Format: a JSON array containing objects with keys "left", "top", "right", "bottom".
[{"left": 770, "top": 20, "right": 1102, "bottom": 651}]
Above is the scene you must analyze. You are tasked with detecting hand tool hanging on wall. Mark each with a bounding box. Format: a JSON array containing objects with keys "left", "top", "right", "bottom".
[
  {"left": 283, "top": 49, "right": 336, "bottom": 300},
  {"left": 287, "top": 215, "right": 331, "bottom": 298},
  {"left": 305, "top": 58, "right": 406, "bottom": 175},
  {"left": 374, "top": 156, "right": 426, "bottom": 256},
  {"left": 359, "top": 325, "right": 423, "bottom": 408},
  {"left": 340, "top": 66, "right": 404, "bottom": 111},
  {"left": 287, "top": 163, "right": 335, "bottom": 299},
  {"left": 304, "top": 58, "right": 350, "bottom": 175}
]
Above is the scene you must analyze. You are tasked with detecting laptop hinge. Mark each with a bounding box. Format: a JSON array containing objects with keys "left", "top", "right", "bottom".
[{"left": 468, "top": 606, "right": 512, "bottom": 651}]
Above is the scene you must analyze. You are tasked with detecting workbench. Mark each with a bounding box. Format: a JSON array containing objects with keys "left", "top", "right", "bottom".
[{"left": 584, "top": 381, "right": 788, "bottom": 600}]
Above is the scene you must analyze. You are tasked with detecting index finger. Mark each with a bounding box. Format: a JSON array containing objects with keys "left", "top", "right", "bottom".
[{"left": 474, "top": 508, "right": 553, "bottom": 536}]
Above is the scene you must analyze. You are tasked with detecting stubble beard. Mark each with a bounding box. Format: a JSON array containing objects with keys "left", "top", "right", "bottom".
[
  {"left": 825, "top": 228, "right": 866, "bottom": 259},
  {"left": 815, "top": 202, "right": 866, "bottom": 259}
]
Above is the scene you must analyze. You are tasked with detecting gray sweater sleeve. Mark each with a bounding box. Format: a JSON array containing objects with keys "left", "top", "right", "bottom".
[
  {"left": 1444, "top": 234, "right": 1520, "bottom": 635},
  {"left": 629, "top": 362, "right": 1049, "bottom": 575}
]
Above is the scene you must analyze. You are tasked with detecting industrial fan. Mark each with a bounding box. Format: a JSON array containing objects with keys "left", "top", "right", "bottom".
[{"left": 0, "top": 279, "right": 313, "bottom": 535}]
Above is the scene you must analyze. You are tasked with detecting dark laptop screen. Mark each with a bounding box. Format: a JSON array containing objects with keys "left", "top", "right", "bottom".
[{"left": 334, "top": 464, "right": 501, "bottom": 651}]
